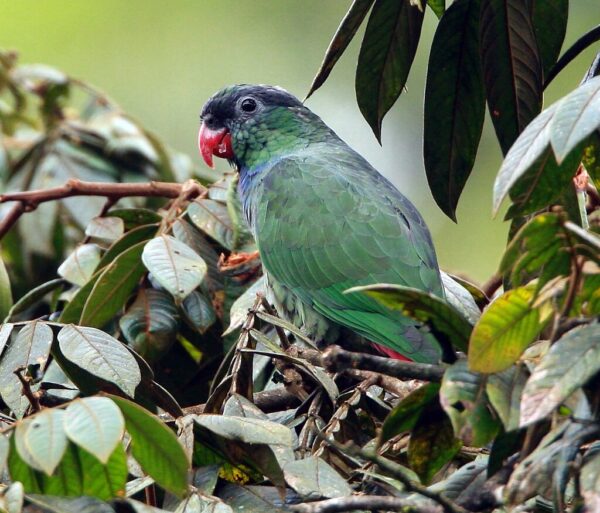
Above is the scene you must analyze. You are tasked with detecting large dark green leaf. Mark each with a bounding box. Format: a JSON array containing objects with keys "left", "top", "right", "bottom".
[
  {"left": 531, "top": 0, "right": 568, "bottom": 79},
  {"left": 306, "top": 0, "right": 375, "bottom": 99},
  {"left": 493, "top": 102, "right": 557, "bottom": 214},
  {"left": 120, "top": 287, "right": 179, "bottom": 361},
  {"left": 424, "top": 0, "right": 484, "bottom": 220},
  {"left": 440, "top": 360, "right": 500, "bottom": 447},
  {"left": 0, "top": 321, "right": 53, "bottom": 417},
  {"left": 356, "top": 0, "right": 424, "bottom": 140},
  {"left": 57, "top": 325, "right": 141, "bottom": 397},
  {"left": 109, "top": 395, "right": 189, "bottom": 497},
  {"left": 520, "top": 324, "right": 600, "bottom": 426},
  {"left": 96, "top": 224, "right": 158, "bottom": 271},
  {"left": 480, "top": 0, "right": 543, "bottom": 154},
  {"left": 468, "top": 285, "right": 552, "bottom": 374},
  {"left": 549, "top": 75, "right": 600, "bottom": 162},
  {"left": 79, "top": 241, "right": 146, "bottom": 328},
  {"left": 349, "top": 284, "right": 472, "bottom": 351},
  {"left": 77, "top": 444, "right": 128, "bottom": 500}
]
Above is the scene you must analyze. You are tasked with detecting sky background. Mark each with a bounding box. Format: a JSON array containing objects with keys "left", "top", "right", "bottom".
[{"left": 1, "top": 0, "right": 599, "bottom": 282}]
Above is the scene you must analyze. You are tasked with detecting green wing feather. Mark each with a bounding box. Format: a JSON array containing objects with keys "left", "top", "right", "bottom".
[{"left": 252, "top": 143, "right": 444, "bottom": 363}]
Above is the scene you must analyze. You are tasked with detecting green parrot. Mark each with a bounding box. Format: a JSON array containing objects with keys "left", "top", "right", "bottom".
[{"left": 198, "top": 84, "right": 445, "bottom": 363}]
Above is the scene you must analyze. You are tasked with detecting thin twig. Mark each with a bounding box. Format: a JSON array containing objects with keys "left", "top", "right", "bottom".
[
  {"left": 14, "top": 367, "right": 41, "bottom": 413},
  {"left": 259, "top": 294, "right": 290, "bottom": 350},
  {"left": 290, "top": 495, "right": 442, "bottom": 513},
  {"left": 322, "top": 345, "right": 446, "bottom": 382},
  {"left": 0, "top": 178, "right": 207, "bottom": 240}
]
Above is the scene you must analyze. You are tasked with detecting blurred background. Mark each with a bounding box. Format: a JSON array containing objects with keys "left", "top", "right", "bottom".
[{"left": 1, "top": 0, "right": 598, "bottom": 283}]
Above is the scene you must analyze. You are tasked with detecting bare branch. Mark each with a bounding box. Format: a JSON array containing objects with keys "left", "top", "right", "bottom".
[
  {"left": 14, "top": 366, "right": 41, "bottom": 413},
  {"left": 322, "top": 345, "right": 446, "bottom": 382},
  {"left": 0, "top": 178, "right": 207, "bottom": 240}
]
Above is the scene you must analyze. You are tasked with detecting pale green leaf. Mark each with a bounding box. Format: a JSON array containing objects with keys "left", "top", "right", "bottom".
[{"left": 24, "top": 409, "right": 68, "bottom": 475}]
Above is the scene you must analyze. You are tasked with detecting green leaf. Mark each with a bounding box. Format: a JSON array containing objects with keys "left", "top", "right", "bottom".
[
  {"left": 408, "top": 403, "right": 461, "bottom": 483},
  {"left": 0, "top": 321, "right": 53, "bottom": 417},
  {"left": 80, "top": 241, "right": 147, "bottom": 328},
  {"left": 283, "top": 456, "right": 352, "bottom": 499},
  {"left": 468, "top": 285, "right": 552, "bottom": 374},
  {"left": 142, "top": 235, "right": 207, "bottom": 301},
  {"left": 427, "top": 0, "right": 445, "bottom": 18},
  {"left": 440, "top": 272, "right": 481, "bottom": 325},
  {"left": 57, "top": 244, "right": 101, "bottom": 287},
  {"left": 520, "top": 324, "right": 600, "bottom": 426},
  {"left": 356, "top": 0, "right": 424, "bottom": 140},
  {"left": 487, "top": 364, "right": 528, "bottom": 431},
  {"left": 181, "top": 291, "right": 216, "bottom": 333},
  {"left": 120, "top": 287, "right": 179, "bottom": 361},
  {"left": 23, "top": 409, "right": 68, "bottom": 475},
  {"left": 424, "top": 0, "right": 484, "bottom": 220},
  {"left": 108, "top": 208, "right": 162, "bottom": 231},
  {"left": 57, "top": 325, "right": 141, "bottom": 397},
  {"left": 96, "top": 224, "right": 158, "bottom": 271},
  {"left": 306, "top": 0, "right": 375, "bottom": 99},
  {"left": 85, "top": 216, "right": 125, "bottom": 244},
  {"left": 25, "top": 495, "right": 115, "bottom": 513},
  {"left": 59, "top": 274, "right": 101, "bottom": 325},
  {"left": 5, "top": 278, "right": 66, "bottom": 322},
  {"left": 531, "top": 0, "right": 568, "bottom": 78},
  {"left": 0, "top": 255, "right": 13, "bottom": 321},
  {"left": 0, "top": 482, "right": 24, "bottom": 513},
  {"left": 440, "top": 360, "right": 500, "bottom": 447},
  {"left": 349, "top": 284, "right": 472, "bottom": 351},
  {"left": 194, "top": 415, "right": 293, "bottom": 447},
  {"left": 0, "top": 434, "right": 9, "bottom": 475},
  {"left": 64, "top": 397, "right": 125, "bottom": 464},
  {"left": 480, "top": 0, "right": 543, "bottom": 154},
  {"left": 109, "top": 395, "right": 189, "bottom": 497},
  {"left": 500, "top": 213, "right": 572, "bottom": 289},
  {"left": 187, "top": 199, "right": 235, "bottom": 250},
  {"left": 223, "top": 277, "right": 265, "bottom": 336},
  {"left": 550, "top": 76, "right": 600, "bottom": 162},
  {"left": 505, "top": 143, "right": 584, "bottom": 219},
  {"left": 78, "top": 443, "right": 128, "bottom": 500},
  {"left": 493, "top": 102, "right": 558, "bottom": 214},
  {"left": 380, "top": 383, "right": 440, "bottom": 444}
]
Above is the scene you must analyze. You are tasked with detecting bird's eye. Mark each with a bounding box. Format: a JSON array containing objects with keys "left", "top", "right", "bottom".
[{"left": 240, "top": 97, "right": 257, "bottom": 113}]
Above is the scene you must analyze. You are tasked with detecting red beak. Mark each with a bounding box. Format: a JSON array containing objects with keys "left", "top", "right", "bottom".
[{"left": 198, "top": 122, "right": 234, "bottom": 168}]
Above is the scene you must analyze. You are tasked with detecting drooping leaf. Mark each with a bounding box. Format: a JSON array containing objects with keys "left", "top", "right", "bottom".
[
  {"left": 520, "top": 324, "right": 600, "bottom": 426},
  {"left": 380, "top": 383, "right": 440, "bottom": 444},
  {"left": 96, "top": 224, "right": 159, "bottom": 271},
  {"left": 349, "top": 284, "right": 472, "bottom": 351},
  {"left": 142, "top": 235, "right": 207, "bottom": 301},
  {"left": 440, "top": 360, "right": 500, "bottom": 447},
  {"left": 120, "top": 287, "right": 179, "bottom": 361},
  {"left": 5, "top": 278, "right": 66, "bottom": 322},
  {"left": 306, "top": 0, "right": 375, "bottom": 99},
  {"left": 79, "top": 240, "right": 146, "bottom": 328},
  {"left": 531, "top": 0, "right": 568, "bottom": 78},
  {"left": 550, "top": 75, "right": 600, "bottom": 162},
  {"left": 64, "top": 397, "right": 125, "bottom": 464},
  {"left": 356, "top": 0, "right": 424, "bottom": 140},
  {"left": 486, "top": 364, "right": 528, "bottom": 431},
  {"left": 57, "top": 325, "right": 141, "bottom": 397},
  {"left": 223, "top": 277, "right": 265, "bottom": 336},
  {"left": 480, "top": 0, "right": 543, "bottom": 154},
  {"left": 408, "top": 403, "right": 461, "bottom": 483},
  {"left": 468, "top": 285, "right": 552, "bottom": 374},
  {"left": 0, "top": 321, "right": 53, "bottom": 417},
  {"left": 108, "top": 208, "right": 162, "bottom": 231},
  {"left": 181, "top": 290, "right": 216, "bottom": 333},
  {"left": 440, "top": 272, "right": 481, "bottom": 325},
  {"left": 109, "top": 395, "right": 189, "bottom": 497},
  {"left": 493, "top": 102, "right": 558, "bottom": 214},
  {"left": 283, "top": 456, "right": 352, "bottom": 499},
  {"left": 57, "top": 244, "right": 101, "bottom": 287},
  {"left": 424, "top": 0, "right": 485, "bottom": 220},
  {"left": 194, "top": 415, "right": 293, "bottom": 447},
  {"left": 23, "top": 409, "right": 68, "bottom": 475}
]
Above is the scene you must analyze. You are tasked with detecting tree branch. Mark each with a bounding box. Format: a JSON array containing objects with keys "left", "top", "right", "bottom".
[
  {"left": 290, "top": 495, "right": 442, "bottom": 513},
  {"left": 322, "top": 345, "right": 446, "bottom": 382},
  {"left": 0, "top": 178, "right": 207, "bottom": 240}
]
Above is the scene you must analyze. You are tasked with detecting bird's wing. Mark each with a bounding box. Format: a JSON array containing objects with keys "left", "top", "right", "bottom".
[{"left": 254, "top": 148, "right": 444, "bottom": 362}]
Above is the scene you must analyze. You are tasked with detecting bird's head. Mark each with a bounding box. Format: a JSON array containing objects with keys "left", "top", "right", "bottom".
[{"left": 199, "top": 84, "right": 323, "bottom": 169}]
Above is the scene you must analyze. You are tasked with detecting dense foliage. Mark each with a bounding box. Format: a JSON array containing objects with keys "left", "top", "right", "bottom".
[{"left": 0, "top": 1, "right": 599, "bottom": 512}]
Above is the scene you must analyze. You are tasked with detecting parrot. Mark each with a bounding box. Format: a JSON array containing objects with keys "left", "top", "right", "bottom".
[{"left": 198, "top": 84, "right": 445, "bottom": 363}]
